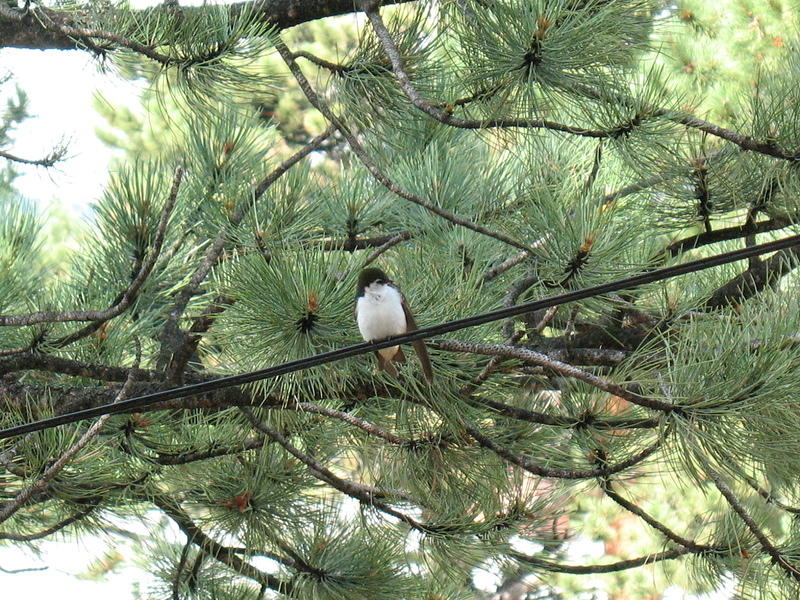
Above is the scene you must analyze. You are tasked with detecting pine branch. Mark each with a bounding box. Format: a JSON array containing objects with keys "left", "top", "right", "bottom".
[
  {"left": 358, "top": 231, "right": 414, "bottom": 268},
  {"left": 468, "top": 395, "right": 659, "bottom": 430},
  {"left": 155, "top": 437, "right": 264, "bottom": 466},
  {"left": 271, "top": 400, "right": 407, "bottom": 446},
  {"left": 239, "top": 407, "right": 429, "bottom": 529},
  {"left": 160, "top": 127, "right": 333, "bottom": 379},
  {"left": 0, "top": 166, "right": 184, "bottom": 328},
  {"left": 0, "top": 344, "right": 140, "bottom": 524},
  {"left": 742, "top": 473, "right": 800, "bottom": 516},
  {"left": 0, "top": 147, "right": 64, "bottom": 167},
  {"left": 432, "top": 339, "right": 678, "bottom": 413},
  {"left": 705, "top": 245, "right": 800, "bottom": 309},
  {"left": 570, "top": 82, "right": 800, "bottom": 162},
  {"left": 482, "top": 251, "right": 531, "bottom": 282},
  {"left": 276, "top": 38, "right": 536, "bottom": 254},
  {"left": 36, "top": 16, "right": 175, "bottom": 65},
  {"left": 0, "top": 353, "right": 162, "bottom": 382},
  {"left": 166, "top": 295, "right": 234, "bottom": 379},
  {"left": 319, "top": 231, "right": 413, "bottom": 252},
  {"left": 704, "top": 465, "right": 800, "bottom": 581},
  {"left": 0, "top": 565, "right": 48, "bottom": 573},
  {"left": 173, "top": 538, "right": 193, "bottom": 600},
  {"left": 667, "top": 218, "right": 795, "bottom": 257},
  {"left": 600, "top": 477, "right": 724, "bottom": 554},
  {"left": 152, "top": 494, "right": 291, "bottom": 594},
  {"left": 361, "top": 3, "right": 631, "bottom": 139},
  {"left": 466, "top": 424, "right": 661, "bottom": 480},
  {"left": 0, "top": 505, "right": 96, "bottom": 541}
]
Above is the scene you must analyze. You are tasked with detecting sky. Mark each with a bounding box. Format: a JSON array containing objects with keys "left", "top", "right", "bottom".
[{"left": 1, "top": 49, "right": 141, "bottom": 214}]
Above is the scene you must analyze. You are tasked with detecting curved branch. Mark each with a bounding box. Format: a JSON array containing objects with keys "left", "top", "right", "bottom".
[
  {"left": 433, "top": 339, "right": 678, "bottom": 413},
  {"left": 512, "top": 546, "right": 692, "bottom": 574},
  {"left": 466, "top": 423, "right": 661, "bottom": 480},
  {"left": 705, "top": 466, "right": 800, "bottom": 581},
  {"left": 239, "top": 407, "right": 429, "bottom": 529},
  {"left": 362, "top": 4, "right": 624, "bottom": 138},
  {"left": 0, "top": 505, "right": 96, "bottom": 541}
]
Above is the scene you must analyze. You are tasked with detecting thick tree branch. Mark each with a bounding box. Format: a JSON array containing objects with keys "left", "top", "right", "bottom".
[
  {"left": 0, "top": 0, "right": 415, "bottom": 50},
  {"left": 0, "top": 353, "right": 162, "bottom": 382},
  {"left": 666, "top": 218, "right": 795, "bottom": 257},
  {"left": 705, "top": 245, "right": 800, "bottom": 309}
]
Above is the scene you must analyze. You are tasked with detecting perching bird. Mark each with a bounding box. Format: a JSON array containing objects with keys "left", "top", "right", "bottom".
[{"left": 355, "top": 267, "right": 434, "bottom": 383}]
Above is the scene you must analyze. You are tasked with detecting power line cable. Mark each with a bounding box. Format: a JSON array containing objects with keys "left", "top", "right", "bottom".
[{"left": 1, "top": 234, "right": 798, "bottom": 441}]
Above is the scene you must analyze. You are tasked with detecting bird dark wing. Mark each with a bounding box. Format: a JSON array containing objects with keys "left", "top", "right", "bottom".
[{"left": 401, "top": 296, "right": 434, "bottom": 384}]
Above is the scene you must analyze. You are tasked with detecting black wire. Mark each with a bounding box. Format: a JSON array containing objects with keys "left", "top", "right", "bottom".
[{"left": 2, "top": 234, "right": 799, "bottom": 441}]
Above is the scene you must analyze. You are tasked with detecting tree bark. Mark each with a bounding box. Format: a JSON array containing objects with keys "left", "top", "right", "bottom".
[{"left": 0, "top": 0, "right": 414, "bottom": 51}]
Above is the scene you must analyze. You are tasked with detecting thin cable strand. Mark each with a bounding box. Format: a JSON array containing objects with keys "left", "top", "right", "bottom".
[{"left": 0, "top": 234, "right": 798, "bottom": 440}]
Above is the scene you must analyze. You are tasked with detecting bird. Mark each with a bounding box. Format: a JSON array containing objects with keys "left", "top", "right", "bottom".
[{"left": 355, "top": 267, "right": 434, "bottom": 383}]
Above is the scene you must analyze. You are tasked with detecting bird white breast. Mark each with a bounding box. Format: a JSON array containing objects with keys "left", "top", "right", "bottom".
[{"left": 356, "top": 283, "right": 407, "bottom": 341}]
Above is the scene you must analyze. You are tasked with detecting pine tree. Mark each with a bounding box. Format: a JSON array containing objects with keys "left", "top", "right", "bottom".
[{"left": 3, "top": 1, "right": 800, "bottom": 598}]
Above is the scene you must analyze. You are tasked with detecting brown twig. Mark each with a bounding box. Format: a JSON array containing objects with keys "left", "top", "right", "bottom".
[
  {"left": 512, "top": 546, "right": 692, "bottom": 574},
  {"left": 0, "top": 147, "right": 64, "bottom": 167},
  {"left": 432, "top": 339, "right": 678, "bottom": 413}
]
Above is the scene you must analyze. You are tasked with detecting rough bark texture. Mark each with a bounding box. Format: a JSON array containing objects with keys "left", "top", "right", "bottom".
[{"left": 0, "top": 0, "right": 414, "bottom": 50}]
